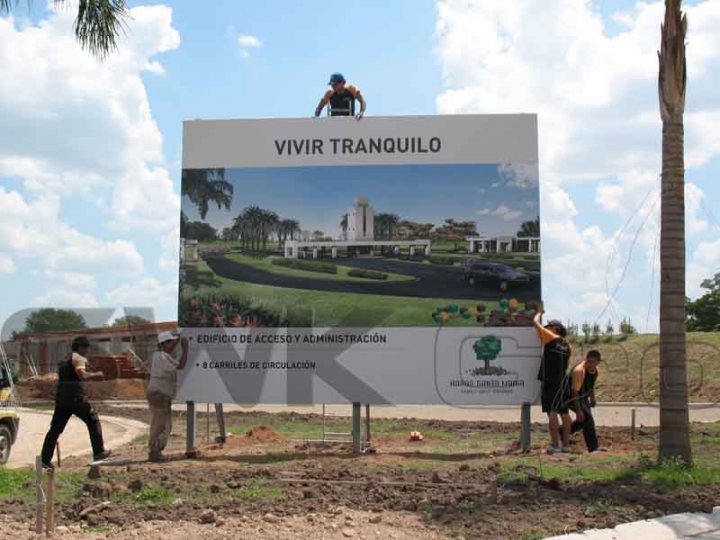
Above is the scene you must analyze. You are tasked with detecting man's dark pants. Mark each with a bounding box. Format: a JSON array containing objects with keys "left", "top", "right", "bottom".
[
  {"left": 41, "top": 400, "right": 105, "bottom": 464},
  {"left": 571, "top": 399, "right": 599, "bottom": 452}
]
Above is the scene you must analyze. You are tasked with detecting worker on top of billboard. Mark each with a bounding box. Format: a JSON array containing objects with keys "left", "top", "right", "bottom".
[
  {"left": 533, "top": 309, "right": 572, "bottom": 455},
  {"left": 314, "top": 72, "right": 366, "bottom": 119}
]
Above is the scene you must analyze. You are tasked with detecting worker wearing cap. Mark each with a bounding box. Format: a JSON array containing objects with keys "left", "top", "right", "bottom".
[
  {"left": 314, "top": 73, "right": 366, "bottom": 119},
  {"left": 40, "top": 336, "right": 111, "bottom": 469},
  {"left": 146, "top": 331, "right": 188, "bottom": 462},
  {"left": 533, "top": 309, "right": 572, "bottom": 454}
]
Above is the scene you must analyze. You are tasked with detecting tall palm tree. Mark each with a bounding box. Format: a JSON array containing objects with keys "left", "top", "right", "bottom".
[
  {"left": 1, "top": 0, "right": 129, "bottom": 58},
  {"left": 182, "top": 169, "right": 233, "bottom": 220},
  {"left": 658, "top": 0, "right": 691, "bottom": 465},
  {"left": 339, "top": 214, "right": 348, "bottom": 240}
]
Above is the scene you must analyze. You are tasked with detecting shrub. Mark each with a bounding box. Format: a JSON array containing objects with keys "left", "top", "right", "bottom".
[
  {"left": 429, "top": 256, "right": 455, "bottom": 266},
  {"left": 347, "top": 269, "right": 388, "bottom": 280},
  {"left": 271, "top": 258, "right": 337, "bottom": 274}
]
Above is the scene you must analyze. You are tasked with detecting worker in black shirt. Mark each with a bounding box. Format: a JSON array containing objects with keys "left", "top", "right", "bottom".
[
  {"left": 40, "top": 336, "right": 111, "bottom": 469},
  {"left": 314, "top": 73, "right": 366, "bottom": 119}
]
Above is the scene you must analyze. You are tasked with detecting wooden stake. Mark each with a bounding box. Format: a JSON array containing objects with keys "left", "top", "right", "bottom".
[
  {"left": 35, "top": 456, "right": 44, "bottom": 534},
  {"left": 55, "top": 442, "right": 61, "bottom": 469},
  {"left": 45, "top": 468, "right": 55, "bottom": 536},
  {"left": 631, "top": 408, "right": 637, "bottom": 441}
]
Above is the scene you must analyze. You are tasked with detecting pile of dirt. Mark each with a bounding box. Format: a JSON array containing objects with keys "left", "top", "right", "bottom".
[
  {"left": 16, "top": 378, "right": 148, "bottom": 401},
  {"left": 206, "top": 426, "right": 286, "bottom": 451}
]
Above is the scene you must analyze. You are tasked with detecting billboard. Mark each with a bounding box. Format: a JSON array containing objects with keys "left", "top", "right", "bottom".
[{"left": 178, "top": 115, "right": 542, "bottom": 405}]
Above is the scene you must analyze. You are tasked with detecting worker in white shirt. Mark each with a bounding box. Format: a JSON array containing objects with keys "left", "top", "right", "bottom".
[{"left": 146, "top": 331, "right": 187, "bottom": 462}]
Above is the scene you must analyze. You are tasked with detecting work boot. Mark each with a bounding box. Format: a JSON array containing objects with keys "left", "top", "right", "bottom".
[
  {"left": 93, "top": 449, "right": 112, "bottom": 461},
  {"left": 41, "top": 461, "right": 55, "bottom": 471},
  {"left": 546, "top": 446, "right": 562, "bottom": 455},
  {"left": 148, "top": 453, "right": 168, "bottom": 463}
]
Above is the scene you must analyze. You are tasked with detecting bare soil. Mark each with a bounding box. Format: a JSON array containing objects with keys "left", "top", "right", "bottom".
[{"left": 2, "top": 406, "right": 719, "bottom": 539}]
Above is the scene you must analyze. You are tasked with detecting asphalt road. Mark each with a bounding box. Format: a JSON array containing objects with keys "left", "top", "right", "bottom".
[{"left": 205, "top": 255, "right": 540, "bottom": 302}]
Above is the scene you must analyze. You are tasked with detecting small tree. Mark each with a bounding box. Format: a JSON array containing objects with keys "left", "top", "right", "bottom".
[
  {"left": 23, "top": 308, "right": 86, "bottom": 334},
  {"left": 111, "top": 315, "right": 150, "bottom": 327},
  {"left": 472, "top": 336, "right": 503, "bottom": 374},
  {"left": 581, "top": 322, "right": 591, "bottom": 343},
  {"left": 686, "top": 272, "right": 720, "bottom": 331},
  {"left": 619, "top": 317, "right": 637, "bottom": 335}
]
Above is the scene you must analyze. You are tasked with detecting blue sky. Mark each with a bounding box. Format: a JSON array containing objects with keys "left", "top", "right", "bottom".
[
  {"left": 1, "top": 0, "right": 719, "bottom": 335},
  {"left": 184, "top": 164, "right": 538, "bottom": 239}
]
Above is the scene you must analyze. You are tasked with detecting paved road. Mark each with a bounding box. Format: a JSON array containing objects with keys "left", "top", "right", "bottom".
[
  {"left": 107, "top": 402, "right": 720, "bottom": 427},
  {"left": 546, "top": 507, "right": 720, "bottom": 539},
  {"left": 205, "top": 254, "right": 541, "bottom": 302},
  {"left": 5, "top": 409, "right": 146, "bottom": 469}
]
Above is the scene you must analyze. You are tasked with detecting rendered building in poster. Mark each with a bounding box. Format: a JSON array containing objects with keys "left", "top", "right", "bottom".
[{"left": 177, "top": 115, "right": 542, "bottom": 405}]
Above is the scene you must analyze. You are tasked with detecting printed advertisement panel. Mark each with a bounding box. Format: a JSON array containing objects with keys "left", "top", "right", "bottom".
[{"left": 178, "top": 115, "right": 542, "bottom": 404}]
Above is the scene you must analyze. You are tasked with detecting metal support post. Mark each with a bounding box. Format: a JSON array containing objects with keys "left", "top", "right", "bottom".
[
  {"left": 365, "top": 404, "right": 371, "bottom": 443},
  {"left": 186, "top": 401, "right": 196, "bottom": 456},
  {"left": 352, "top": 402, "right": 362, "bottom": 455},
  {"left": 214, "top": 403, "right": 226, "bottom": 443},
  {"left": 520, "top": 402, "right": 531, "bottom": 454}
]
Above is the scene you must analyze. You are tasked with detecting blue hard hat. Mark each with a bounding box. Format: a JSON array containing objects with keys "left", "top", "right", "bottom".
[{"left": 328, "top": 72, "right": 345, "bottom": 85}]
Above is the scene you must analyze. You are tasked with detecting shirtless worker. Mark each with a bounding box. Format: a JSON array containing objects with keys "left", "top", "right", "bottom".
[{"left": 314, "top": 72, "right": 366, "bottom": 119}]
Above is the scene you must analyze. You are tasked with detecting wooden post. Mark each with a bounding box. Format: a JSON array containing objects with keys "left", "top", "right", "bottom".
[
  {"left": 631, "top": 408, "right": 637, "bottom": 441},
  {"left": 520, "top": 402, "right": 531, "bottom": 453},
  {"left": 214, "top": 403, "right": 226, "bottom": 444},
  {"left": 352, "top": 403, "right": 361, "bottom": 455},
  {"left": 55, "top": 443, "right": 61, "bottom": 469},
  {"left": 45, "top": 468, "right": 55, "bottom": 536},
  {"left": 35, "top": 457, "right": 44, "bottom": 534},
  {"left": 206, "top": 403, "right": 210, "bottom": 443},
  {"left": 365, "top": 404, "right": 371, "bottom": 443},
  {"left": 186, "top": 401, "right": 196, "bottom": 457}
]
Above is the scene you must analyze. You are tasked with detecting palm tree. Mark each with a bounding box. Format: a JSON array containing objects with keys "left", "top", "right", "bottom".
[
  {"left": 182, "top": 169, "right": 233, "bottom": 220},
  {"left": 517, "top": 217, "right": 540, "bottom": 237},
  {"left": 1, "top": 0, "right": 129, "bottom": 58},
  {"left": 658, "top": 0, "right": 691, "bottom": 465},
  {"left": 259, "top": 209, "right": 279, "bottom": 251},
  {"left": 339, "top": 214, "right": 348, "bottom": 240}
]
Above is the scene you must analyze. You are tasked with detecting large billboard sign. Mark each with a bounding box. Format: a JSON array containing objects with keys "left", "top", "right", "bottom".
[{"left": 178, "top": 115, "right": 542, "bottom": 405}]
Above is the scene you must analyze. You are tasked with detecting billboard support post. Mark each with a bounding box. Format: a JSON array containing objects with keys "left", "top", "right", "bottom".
[
  {"left": 186, "top": 401, "right": 196, "bottom": 456},
  {"left": 215, "top": 403, "right": 226, "bottom": 443},
  {"left": 365, "top": 404, "right": 371, "bottom": 444},
  {"left": 520, "top": 401, "right": 531, "bottom": 453},
  {"left": 352, "top": 402, "right": 361, "bottom": 455}
]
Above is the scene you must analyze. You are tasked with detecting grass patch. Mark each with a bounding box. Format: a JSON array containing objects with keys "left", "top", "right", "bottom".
[
  {"left": 271, "top": 258, "right": 338, "bottom": 274},
  {"left": 347, "top": 268, "right": 388, "bottom": 280},
  {"left": 237, "top": 480, "right": 283, "bottom": 502},
  {"left": 183, "top": 260, "right": 498, "bottom": 327},
  {"left": 226, "top": 253, "right": 414, "bottom": 283},
  {"left": 0, "top": 469, "right": 86, "bottom": 503},
  {"left": 114, "top": 485, "right": 175, "bottom": 505},
  {"left": 429, "top": 256, "right": 456, "bottom": 265}
]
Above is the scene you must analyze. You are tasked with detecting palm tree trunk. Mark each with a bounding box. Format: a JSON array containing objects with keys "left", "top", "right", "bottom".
[
  {"left": 658, "top": 0, "right": 691, "bottom": 465},
  {"left": 659, "top": 120, "right": 691, "bottom": 464}
]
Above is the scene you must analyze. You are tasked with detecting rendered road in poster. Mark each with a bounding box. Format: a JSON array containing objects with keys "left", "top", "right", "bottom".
[{"left": 204, "top": 254, "right": 540, "bottom": 301}]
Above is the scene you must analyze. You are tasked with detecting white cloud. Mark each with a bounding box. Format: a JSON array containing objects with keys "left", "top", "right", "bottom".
[
  {"left": 435, "top": 0, "right": 720, "bottom": 328},
  {"left": 237, "top": 34, "right": 261, "bottom": 58},
  {"left": 31, "top": 290, "right": 100, "bottom": 309},
  {"left": 238, "top": 34, "right": 261, "bottom": 48},
  {"left": 0, "top": 253, "right": 15, "bottom": 274},
  {"left": 0, "top": 5, "right": 181, "bottom": 230},
  {"left": 107, "top": 277, "right": 178, "bottom": 308},
  {"left": 498, "top": 162, "right": 538, "bottom": 189},
  {"left": 477, "top": 204, "right": 522, "bottom": 221}
]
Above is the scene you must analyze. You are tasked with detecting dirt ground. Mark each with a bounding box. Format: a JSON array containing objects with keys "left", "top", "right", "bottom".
[{"left": 2, "top": 406, "right": 719, "bottom": 539}]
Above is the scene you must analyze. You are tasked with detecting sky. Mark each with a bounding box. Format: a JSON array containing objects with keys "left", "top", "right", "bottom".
[
  {"left": 183, "top": 163, "right": 539, "bottom": 239},
  {"left": 1, "top": 0, "right": 719, "bottom": 334}
]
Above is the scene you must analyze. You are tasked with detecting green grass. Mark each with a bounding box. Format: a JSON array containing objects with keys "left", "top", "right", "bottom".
[
  {"left": 0, "top": 469, "right": 86, "bottom": 503},
  {"left": 114, "top": 485, "right": 175, "bottom": 505},
  {"left": 237, "top": 480, "right": 284, "bottom": 502},
  {"left": 184, "top": 260, "right": 499, "bottom": 327},
  {"left": 226, "top": 253, "right": 415, "bottom": 283}
]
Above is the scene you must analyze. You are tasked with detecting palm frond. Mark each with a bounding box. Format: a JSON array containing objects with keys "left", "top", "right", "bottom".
[{"left": 72, "top": 0, "right": 129, "bottom": 59}]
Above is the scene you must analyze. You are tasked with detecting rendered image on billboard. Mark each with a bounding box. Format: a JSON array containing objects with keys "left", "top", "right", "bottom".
[{"left": 179, "top": 163, "right": 541, "bottom": 329}]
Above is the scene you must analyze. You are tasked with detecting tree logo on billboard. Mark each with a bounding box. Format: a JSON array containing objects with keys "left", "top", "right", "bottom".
[{"left": 470, "top": 336, "right": 508, "bottom": 376}]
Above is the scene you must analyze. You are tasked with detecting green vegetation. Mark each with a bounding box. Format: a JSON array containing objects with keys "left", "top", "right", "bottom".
[
  {"left": 347, "top": 268, "right": 388, "bottom": 280},
  {"left": 0, "top": 469, "right": 86, "bottom": 503},
  {"left": 182, "top": 261, "right": 498, "bottom": 327},
  {"left": 271, "top": 257, "right": 338, "bottom": 274},
  {"left": 22, "top": 308, "right": 86, "bottom": 334},
  {"left": 429, "top": 255, "right": 456, "bottom": 265},
  {"left": 237, "top": 480, "right": 284, "bottom": 502},
  {"left": 115, "top": 485, "right": 175, "bottom": 505},
  {"left": 227, "top": 253, "right": 414, "bottom": 283}
]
